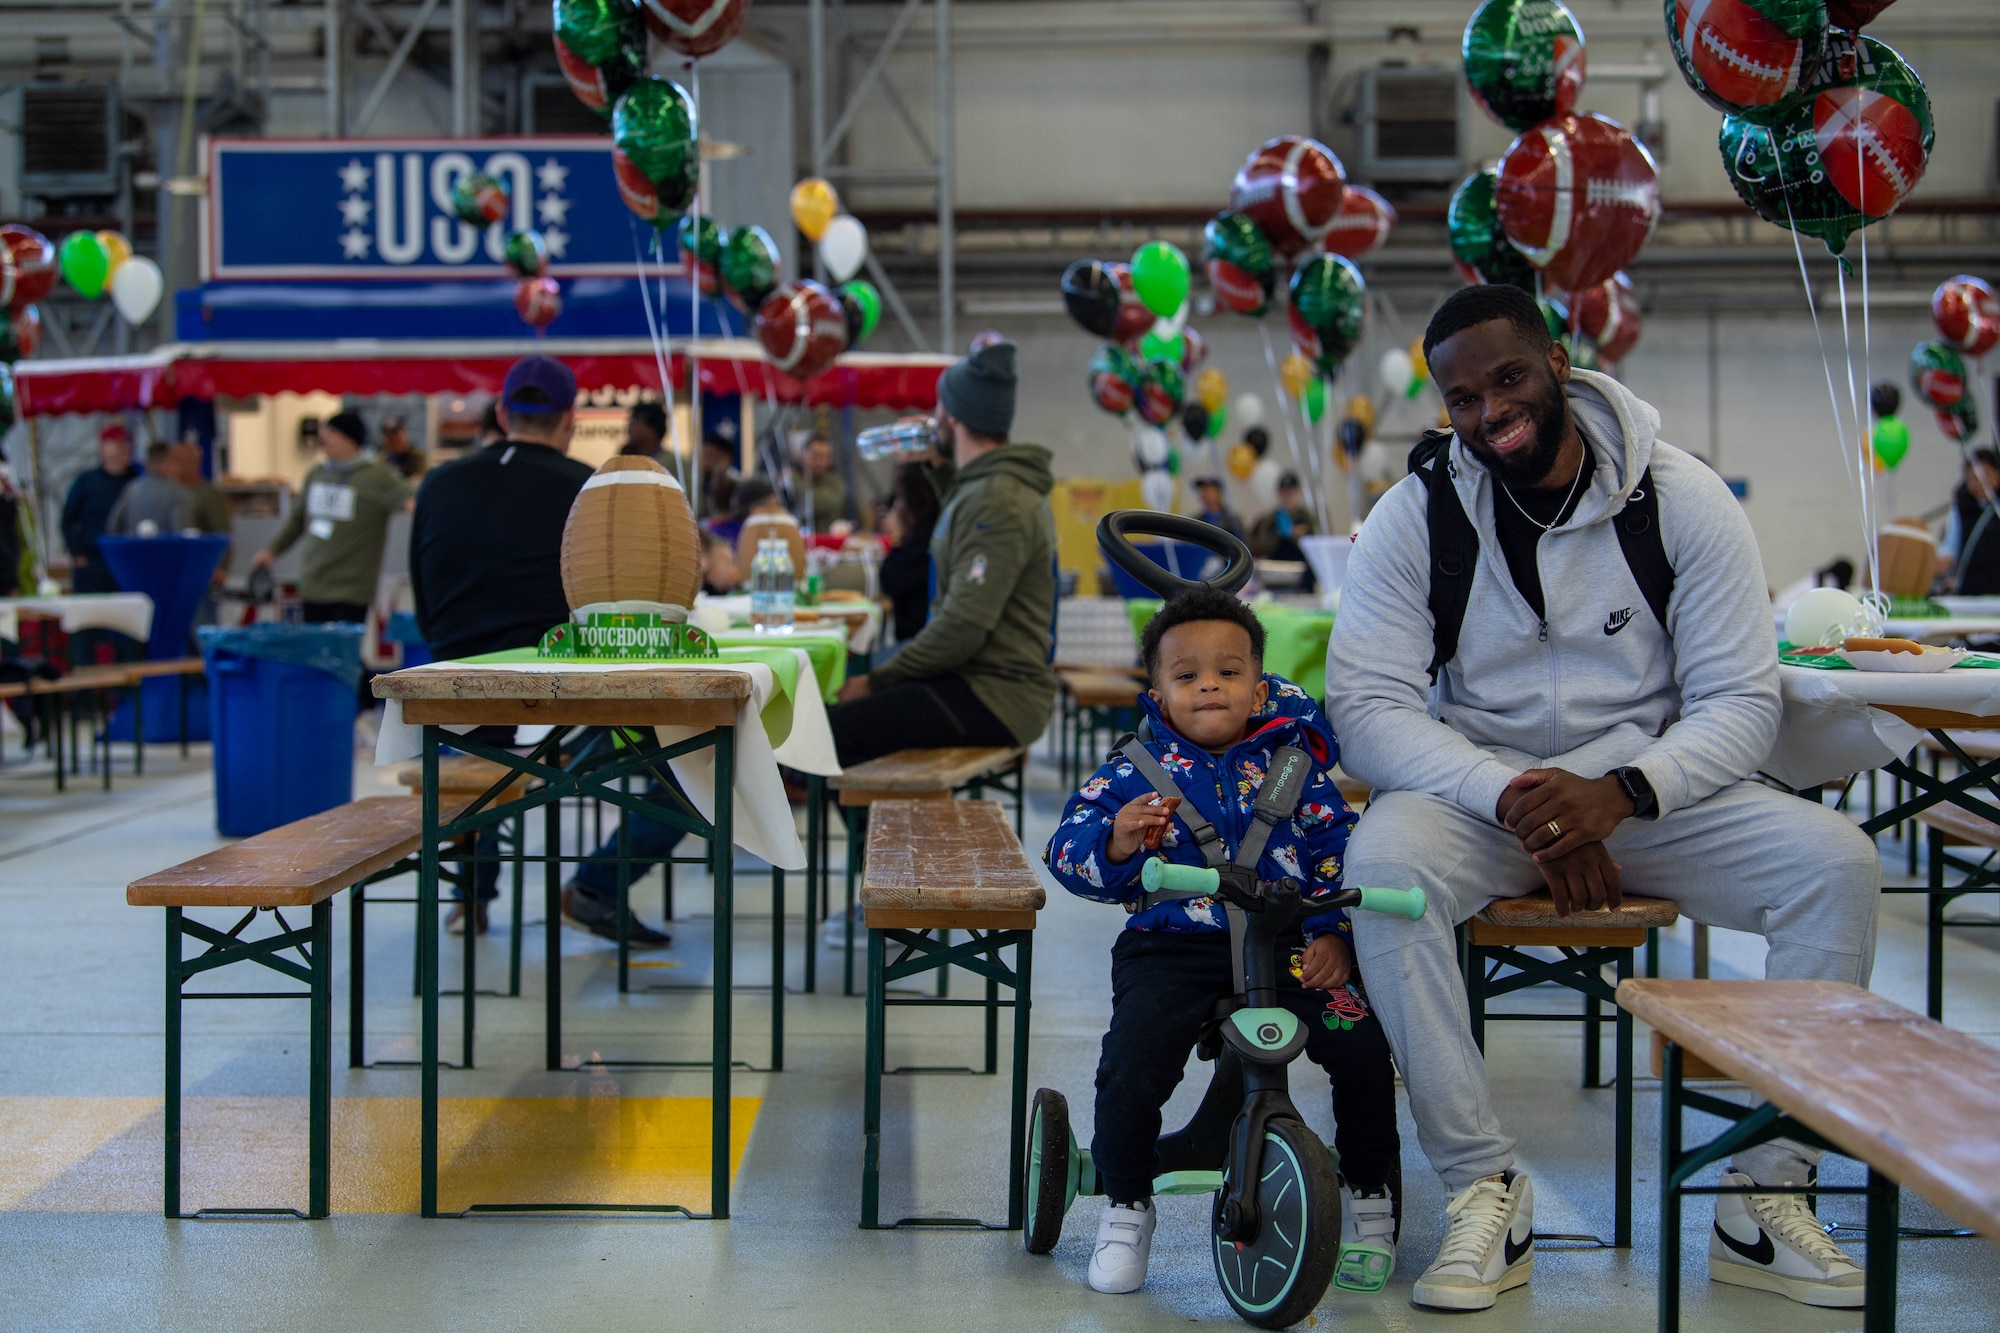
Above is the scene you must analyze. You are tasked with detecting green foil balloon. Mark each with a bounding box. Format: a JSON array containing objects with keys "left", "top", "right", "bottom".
[
  {"left": 1539, "top": 296, "right": 1570, "bottom": 340},
  {"left": 1938, "top": 398, "right": 1979, "bottom": 445},
  {"left": 1448, "top": 170, "right": 1537, "bottom": 292},
  {"left": 1139, "top": 329, "right": 1186, "bottom": 365},
  {"left": 612, "top": 78, "right": 699, "bottom": 210},
  {"left": 1287, "top": 254, "right": 1367, "bottom": 377},
  {"left": 839, "top": 280, "right": 881, "bottom": 341},
  {"left": 677, "top": 214, "right": 722, "bottom": 266},
  {"left": 554, "top": 0, "right": 642, "bottom": 67},
  {"left": 1910, "top": 340, "right": 1970, "bottom": 410},
  {"left": 1566, "top": 334, "right": 1601, "bottom": 371},
  {"left": 503, "top": 230, "right": 549, "bottom": 277},
  {"left": 720, "top": 225, "right": 780, "bottom": 312},
  {"left": 1717, "top": 35, "right": 1933, "bottom": 256},
  {"left": 1131, "top": 240, "right": 1191, "bottom": 320},
  {"left": 1203, "top": 212, "right": 1275, "bottom": 317},
  {"left": 59, "top": 231, "right": 109, "bottom": 300},
  {"left": 1463, "top": 0, "right": 1587, "bottom": 132}
]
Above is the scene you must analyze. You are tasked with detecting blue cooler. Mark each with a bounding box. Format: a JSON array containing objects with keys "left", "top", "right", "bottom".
[{"left": 200, "top": 624, "right": 363, "bottom": 836}]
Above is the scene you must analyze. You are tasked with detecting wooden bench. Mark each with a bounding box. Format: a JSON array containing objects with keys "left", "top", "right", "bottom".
[
  {"left": 1910, "top": 798, "right": 2000, "bottom": 1021},
  {"left": 1464, "top": 891, "right": 1681, "bottom": 1248},
  {"left": 1619, "top": 979, "right": 2000, "bottom": 1332},
  {"left": 22, "top": 663, "right": 145, "bottom": 791},
  {"left": 859, "top": 799, "right": 1045, "bottom": 1230},
  {"left": 127, "top": 795, "right": 435, "bottom": 1218},
  {"left": 1056, "top": 668, "right": 1145, "bottom": 791},
  {"left": 823, "top": 744, "right": 1027, "bottom": 995}
]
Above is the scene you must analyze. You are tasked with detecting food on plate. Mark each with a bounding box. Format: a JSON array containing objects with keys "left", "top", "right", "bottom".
[{"left": 1842, "top": 636, "right": 1923, "bottom": 654}]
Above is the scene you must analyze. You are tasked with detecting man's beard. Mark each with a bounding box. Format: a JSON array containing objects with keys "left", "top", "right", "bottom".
[{"left": 1468, "top": 371, "right": 1571, "bottom": 488}]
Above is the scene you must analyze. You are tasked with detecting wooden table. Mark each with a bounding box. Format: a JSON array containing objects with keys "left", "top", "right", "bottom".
[
  {"left": 373, "top": 663, "right": 754, "bottom": 1219},
  {"left": 859, "top": 799, "right": 1044, "bottom": 1230},
  {"left": 1618, "top": 980, "right": 2000, "bottom": 1331}
]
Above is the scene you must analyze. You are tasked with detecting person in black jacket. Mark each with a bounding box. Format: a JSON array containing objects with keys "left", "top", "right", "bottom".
[
  {"left": 877, "top": 462, "right": 940, "bottom": 645},
  {"left": 62, "top": 424, "right": 136, "bottom": 593}
]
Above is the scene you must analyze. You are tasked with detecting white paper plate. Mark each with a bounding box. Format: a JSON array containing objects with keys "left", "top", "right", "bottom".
[{"left": 1837, "top": 645, "right": 1966, "bottom": 673}]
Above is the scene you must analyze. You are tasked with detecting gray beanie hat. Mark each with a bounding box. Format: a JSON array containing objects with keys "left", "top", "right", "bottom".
[{"left": 936, "top": 340, "right": 1018, "bottom": 438}]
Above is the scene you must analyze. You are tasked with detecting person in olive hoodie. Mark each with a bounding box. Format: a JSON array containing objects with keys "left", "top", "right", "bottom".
[
  {"left": 830, "top": 339, "right": 1059, "bottom": 765},
  {"left": 254, "top": 412, "right": 414, "bottom": 623}
]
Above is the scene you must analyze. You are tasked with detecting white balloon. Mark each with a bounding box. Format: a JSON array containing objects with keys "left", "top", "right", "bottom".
[
  {"left": 1248, "top": 456, "right": 1283, "bottom": 511},
  {"left": 110, "top": 255, "right": 164, "bottom": 325},
  {"left": 1139, "top": 466, "right": 1175, "bottom": 513},
  {"left": 1233, "top": 392, "right": 1266, "bottom": 429},
  {"left": 1131, "top": 423, "right": 1170, "bottom": 468},
  {"left": 1783, "top": 586, "right": 1880, "bottom": 648},
  {"left": 1379, "top": 347, "right": 1414, "bottom": 397},
  {"left": 817, "top": 215, "right": 869, "bottom": 284}
]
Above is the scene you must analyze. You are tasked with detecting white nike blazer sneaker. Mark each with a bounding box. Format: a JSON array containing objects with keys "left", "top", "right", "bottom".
[
  {"left": 1087, "top": 1201, "right": 1157, "bottom": 1294},
  {"left": 1411, "top": 1171, "right": 1534, "bottom": 1311},
  {"left": 1709, "top": 1172, "right": 1865, "bottom": 1307},
  {"left": 1334, "top": 1177, "right": 1398, "bottom": 1293}
]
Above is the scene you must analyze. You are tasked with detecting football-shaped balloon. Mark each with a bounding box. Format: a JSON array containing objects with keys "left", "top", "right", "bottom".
[
  {"left": 1570, "top": 272, "right": 1643, "bottom": 363},
  {"left": 1910, "top": 340, "right": 1969, "bottom": 411},
  {"left": 1825, "top": 0, "right": 1896, "bottom": 27},
  {"left": 611, "top": 146, "right": 678, "bottom": 229},
  {"left": 612, "top": 78, "right": 699, "bottom": 207},
  {"left": 1229, "top": 136, "right": 1346, "bottom": 259},
  {"left": 1108, "top": 262, "right": 1154, "bottom": 345},
  {"left": 1937, "top": 399, "right": 1978, "bottom": 444},
  {"left": 560, "top": 454, "right": 704, "bottom": 618},
  {"left": 450, "top": 173, "right": 511, "bottom": 228},
  {"left": 1287, "top": 254, "right": 1368, "bottom": 379},
  {"left": 1668, "top": 0, "right": 1827, "bottom": 121},
  {"left": 553, "top": 33, "right": 640, "bottom": 116},
  {"left": 1061, "top": 259, "right": 1122, "bottom": 339},
  {"left": 1497, "top": 112, "right": 1660, "bottom": 291},
  {"left": 1136, "top": 357, "right": 1186, "bottom": 428},
  {"left": 1179, "top": 326, "right": 1208, "bottom": 373},
  {"left": 1322, "top": 185, "right": 1398, "bottom": 260},
  {"left": 755, "top": 280, "right": 847, "bottom": 381},
  {"left": 677, "top": 215, "right": 723, "bottom": 296},
  {"left": 1203, "top": 212, "right": 1275, "bottom": 316},
  {"left": 1463, "top": 0, "right": 1587, "bottom": 131},
  {"left": 0, "top": 225, "right": 57, "bottom": 312},
  {"left": 514, "top": 276, "right": 563, "bottom": 328},
  {"left": 2, "top": 305, "right": 40, "bottom": 362},
  {"left": 1088, "top": 344, "right": 1141, "bottom": 417},
  {"left": 720, "top": 225, "right": 781, "bottom": 312},
  {"left": 639, "top": 0, "right": 748, "bottom": 57},
  {"left": 555, "top": 0, "right": 644, "bottom": 66},
  {"left": 504, "top": 229, "right": 549, "bottom": 278},
  {"left": 1933, "top": 275, "right": 2000, "bottom": 359},
  {"left": 1448, "top": 170, "right": 1538, "bottom": 291},
  {"left": 1539, "top": 295, "right": 1571, "bottom": 341}
]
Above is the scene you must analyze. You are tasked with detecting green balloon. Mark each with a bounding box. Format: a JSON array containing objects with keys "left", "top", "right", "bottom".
[
  {"left": 1939, "top": 397, "right": 1979, "bottom": 444},
  {"left": 839, "top": 280, "right": 881, "bottom": 341},
  {"left": 1910, "top": 340, "right": 1970, "bottom": 410},
  {"left": 1539, "top": 296, "right": 1570, "bottom": 340},
  {"left": 1131, "top": 240, "right": 1191, "bottom": 320},
  {"left": 59, "top": 231, "right": 109, "bottom": 300},
  {"left": 1462, "top": 0, "right": 1587, "bottom": 132},
  {"left": 554, "top": 0, "right": 643, "bottom": 67},
  {"left": 1448, "top": 169, "right": 1537, "bottom": 292},
  {"left": 1165, "top": 447, "right": 1182, "bottom": 478},
  {"left": 1565, "top": 334, "right": 1600, "bottom": 371},
  {"left": 503, "top": 230, "right": 549, "bottom": 277},
  {"left": 1302, "top": 376, "right": 1328, "bottom": 424},
  {"left": 1207, "top": 405, "right": 1226, "bottom": 441},
  {"left": 1139, "top": 329, "right": 1186, "bottom": 365},
  {"left": 720, "top": 225, "right": 780, "bottom": 312},
  {"left": 1665, "top": 0, "right": 1826, "bottom": 123},
  {"left": 1288, "top": 254, "right": 1367, "bottom": 377},
  {"left": 1203, "top": 212, "right": 1274, "bottom": 316},
  {"left": 612, "top": 78, "right": 698, "bottom": 211},
  {"left": 1870, "top": 415, "right": 1911, "bottom": 470},
  {"left": 677, "top": 214, "right": 722, "bottom": 266},
  {"left": 1718, "top": 36, "right": 1933, "bottom": 256}
]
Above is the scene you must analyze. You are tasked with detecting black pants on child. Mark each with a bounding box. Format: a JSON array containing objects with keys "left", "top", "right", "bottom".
[{"left": 1092, "top": 928, "right": 1400, "bottom": 1207}]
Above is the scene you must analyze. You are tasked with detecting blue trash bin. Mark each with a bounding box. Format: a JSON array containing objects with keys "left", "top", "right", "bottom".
[{"left": 200, "top": 624, "right": 364, "bottom": 837}]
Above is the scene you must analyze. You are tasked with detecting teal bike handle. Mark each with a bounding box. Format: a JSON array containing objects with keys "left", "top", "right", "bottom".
[
  {"left": 1142, "top": 860, "right": 1218, "bottom": 894},
  {"left": 1353, "top": 886, "right": 1427, "bottom": 921}
]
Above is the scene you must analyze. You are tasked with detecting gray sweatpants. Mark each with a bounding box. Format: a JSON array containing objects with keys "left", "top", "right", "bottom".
[{"left": 1344, "top": 780, "right": 1881, "bottom": 1191}]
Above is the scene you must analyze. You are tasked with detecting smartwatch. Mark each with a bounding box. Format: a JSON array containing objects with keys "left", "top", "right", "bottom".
[{"left": 1612, "top": 766, "right": 1658, "bottom": 820}]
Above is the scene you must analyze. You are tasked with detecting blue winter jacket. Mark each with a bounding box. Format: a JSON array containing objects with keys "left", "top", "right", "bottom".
[{"left": 1044, "top": 672, "right": 1358, "bottom": 941}]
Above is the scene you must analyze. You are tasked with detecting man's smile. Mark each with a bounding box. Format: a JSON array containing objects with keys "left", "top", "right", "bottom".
[{"left": 1486, "top": 418, "right": 1533, "bottom": 454}]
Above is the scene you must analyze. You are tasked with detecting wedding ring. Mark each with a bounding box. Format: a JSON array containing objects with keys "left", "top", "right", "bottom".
[{"left": 1546, "top": 820, "right": 1561, "bottom": 841}]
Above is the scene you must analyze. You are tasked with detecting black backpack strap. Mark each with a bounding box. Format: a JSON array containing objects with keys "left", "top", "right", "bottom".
[
  {"left": 1612, "top": 465, "right": 1675, "bottom": 630},
  {"left": 1408, "top": 430, "right": 1480, "bottom": 683},
  {"left": 1232, "top": 745, "right": 1313, "bottom": 875}
]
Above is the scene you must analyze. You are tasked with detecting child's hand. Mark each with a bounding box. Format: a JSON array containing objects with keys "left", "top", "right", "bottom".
[
  {"left": 1297, "top": 933, "right": 1353, "bottom": 990},
  {"left": 1107, "top": 793, "right": 1177, "bottom": 864}
]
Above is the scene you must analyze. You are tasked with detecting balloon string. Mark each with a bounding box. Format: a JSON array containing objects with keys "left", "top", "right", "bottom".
[
  {"left": 1258, "top": 320, "right": 1329, "bottom": 536},
  {"left": 1837, "top": 258, "right": 1876, "bottom": 607},
  {"left": 687, "top": 57, "right": 704, "bottom": 522},
  {"left": 634, "top": 223, "right": 684, "bottom": 490}
]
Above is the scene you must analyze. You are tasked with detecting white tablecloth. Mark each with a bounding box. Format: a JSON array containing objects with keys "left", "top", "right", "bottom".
[
  {"left": 373, "top": 647, "right": 842, "bottom": 870},
  {"left": 694, "top": 593, "right": 882, "bottom": 654},
  {"left": 1881, "top": 617, "right": 2000, "bottom": 642},
  {"left": 1766, "top": 664, "right": 2000, "bottom": 789},
  {"left": 0, "top": 593, "right": 154, "bottom": 644}
]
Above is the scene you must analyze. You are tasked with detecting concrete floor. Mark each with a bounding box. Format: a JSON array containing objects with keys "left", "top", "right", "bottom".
[{"left": 0, "top": 738, "right": 1996, "bottom": 1331}]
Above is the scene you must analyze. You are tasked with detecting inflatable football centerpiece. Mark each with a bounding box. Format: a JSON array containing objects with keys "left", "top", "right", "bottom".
[{"left": 537, "top": 454, "right": 716, "bottom": 659}]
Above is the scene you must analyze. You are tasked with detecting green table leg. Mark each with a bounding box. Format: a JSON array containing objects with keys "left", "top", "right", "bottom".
[
  {"left": 419, "top": 733, "right": 442, "bottom": 1219},
  {"left": 349, "top": 884, "right": 368, "bottom": 1068},
  {"left": 164, "top": 906, "right": 183, "bottom": 1217},
  {"left": 1865, "top": 1168, "right": 1900, "bottom": 1333},
  {"left": 771, "top": 867, "right": 784, "bottom": 1071},
  {"left": 309, "top": 897, "right": 332, "bottom": 1219},
  {"left": 804, "top": 776, "right": 822, "bottom": 994},
  {"left": 711, "top": 726, "right": 736, "bottom": 1219},
  {"left": 546, "top": 797, "right": 563, "bottom": 1072},
  {"left": 1007, "top": 933, "right": 1034, "bottom": 1230},
  {"left": 861, "top": 925, "right": 886, "bottom": 1228}
]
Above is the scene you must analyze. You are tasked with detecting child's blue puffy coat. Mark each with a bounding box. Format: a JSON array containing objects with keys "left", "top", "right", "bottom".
[{"left": 1043, "top": 672, "right": 1358, "bottom": 940}]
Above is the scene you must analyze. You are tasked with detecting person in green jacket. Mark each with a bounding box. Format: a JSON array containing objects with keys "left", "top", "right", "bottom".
[
  {"left": 253, "top": 412, "right": 414, "bottom": 623},
  {"left": 831, "top": 339, "right": 1058, "bottom": 766}
]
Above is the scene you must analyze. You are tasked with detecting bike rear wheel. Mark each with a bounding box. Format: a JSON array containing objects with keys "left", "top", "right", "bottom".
[
  {"left": 1023, "top": 1088, "right": 1072, "bottom": 1254},
  {"left": 1210, "top": 1117, "right": 1340, "bottom": 1328}
]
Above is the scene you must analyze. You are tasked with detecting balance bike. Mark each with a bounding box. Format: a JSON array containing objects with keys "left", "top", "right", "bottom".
[{"left": 1023, "top": 859, "right": 1425, "bottom": 1328}]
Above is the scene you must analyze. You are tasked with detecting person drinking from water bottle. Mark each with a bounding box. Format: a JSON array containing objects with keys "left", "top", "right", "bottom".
[{"left": 1042, "top": 587, "right": 1401, "bottom": 1298}]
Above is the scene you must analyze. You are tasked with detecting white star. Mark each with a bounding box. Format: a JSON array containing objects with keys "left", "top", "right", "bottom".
[
  {"left": 339, "top": 194, "right": 372, "bottom": 227},
  {"left": 339, "top": 158, "right": 371, "bottom": 194},
  {"left": 543, "top": 225, "right": 570, "bottom": 259},
  {"left": 536, "top": 193, "right": 571, "bottom": 227},
  {"left": 535, "top": 158, "right": 569, "bottom": 194},
  {"left": 341, "top": 228, "right": 372, "bottom": 259}
]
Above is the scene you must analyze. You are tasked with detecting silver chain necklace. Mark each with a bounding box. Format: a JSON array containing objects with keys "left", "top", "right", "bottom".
[{"left": 1498, "top": 454, "right": 1586, "bottom": 533}]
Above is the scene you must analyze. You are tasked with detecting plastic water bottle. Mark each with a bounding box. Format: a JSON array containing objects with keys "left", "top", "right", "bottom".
[
  {"left": 751, "top": 539, "right": 796, "bottom": 634},
  {"left": 856, "top": 417, "right": 942, "bottom": 461}
]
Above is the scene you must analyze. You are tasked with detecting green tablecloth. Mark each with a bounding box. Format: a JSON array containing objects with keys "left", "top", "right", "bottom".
[
  {"left": 1125, "top": 600, "right": 1336, "bottom": 700},
  {"left": 712, "top": 628, "right": 847, "bottom": 700}
]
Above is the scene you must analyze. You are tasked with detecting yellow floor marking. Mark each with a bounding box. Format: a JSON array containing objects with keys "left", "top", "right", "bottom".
[{"left": 0, "top": 1095, "right": 759, "bottom": 1215}]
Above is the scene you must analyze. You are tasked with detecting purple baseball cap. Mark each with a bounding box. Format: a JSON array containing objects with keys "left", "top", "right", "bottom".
[{"left": 500, "top": 355, "right": 578, "bottom": 415}]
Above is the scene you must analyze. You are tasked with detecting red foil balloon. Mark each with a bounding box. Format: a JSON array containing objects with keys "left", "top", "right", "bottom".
[
  {"left": 1108, "top": 263, "right": 1154, "bottom": 346},
  {"left": 554, "top": 35, "right": 620, "bottom": 114},
  {"left": 1322, "top": 185, "right": 1398, "bottom": 260},
  {"left": 515, "top": 276, "right": 563, "bottom": 329},
  {"left": 9, "top": 305, "right": 40, "bottom": 359},
  {"left": 1933, "top": 275, "right": 2000, "bottom": 359},
  {"left": 755, "top": 280, "right": 848, "bottom": 381},
  {"left": 1497, "top": 113, "right": 1661, "bottom": 291},
  {"left": 1569, "top": 272, "right": 1643, "bottom": 364},
  {"left": 1179, "top": 326, "right": 1208, "bottom": 372},
  {"left": 639, "top": 0, "right": 749, "bottom": 57},
  {"left": 1229, "top": 136, "right": 1347, "bottom": 259},
  {"left": 0, "top": 224, "right": 57, "bottom": 312}
]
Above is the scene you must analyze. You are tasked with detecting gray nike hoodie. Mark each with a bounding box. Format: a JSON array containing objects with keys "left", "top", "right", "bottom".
[{"left": 1326, "top": 368, "right": 1779, "bottom": 823}]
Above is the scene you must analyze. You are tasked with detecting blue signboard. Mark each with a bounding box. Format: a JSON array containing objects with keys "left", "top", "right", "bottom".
[{"left": 206, "top": 136, "right": 680, "bottom": 280}]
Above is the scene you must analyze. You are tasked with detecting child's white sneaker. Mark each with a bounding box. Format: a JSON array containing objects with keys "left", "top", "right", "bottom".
[
  {"left": 1087, "top": 1200, "right": 1156, "bottom": 1294},
  {"left": 1335, "top": 1177, "right": 1398, "bottom": 1292}
]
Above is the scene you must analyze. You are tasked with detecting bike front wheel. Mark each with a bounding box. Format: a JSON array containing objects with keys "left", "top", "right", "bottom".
[{"left": 1210, "top": 1117, "right": 1340, "bottom": 1328}]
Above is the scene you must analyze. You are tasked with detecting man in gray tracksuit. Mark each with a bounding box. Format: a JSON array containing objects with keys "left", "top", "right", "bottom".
[{"left": 1327, "top": 285, "right": 1881, "bottom": 1313}]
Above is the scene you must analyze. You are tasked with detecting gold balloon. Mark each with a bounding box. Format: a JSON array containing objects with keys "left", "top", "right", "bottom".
[
  {"left": 1407, "top": 336, "right": 1429, "bottom": 384},
  {"left": 1196, "top": 367, "right": 1229, "bottom": 414},
  {"left": 1344, "top": 394, "right": 1375, "bottom": 436},
  {"left": 97, "top": 230, "right": 132, "bottom": 279},
  {"left": 1227, "top": 442, "right": 1257, "bottom": 481},
  {"left": 1279, "top": 352, "right": 1313, "bottom": 400},
  {"left": 789, "top": 178, "right": 840, "bottom": 242}
]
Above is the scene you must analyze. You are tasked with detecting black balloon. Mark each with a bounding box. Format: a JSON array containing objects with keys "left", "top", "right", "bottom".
[
  {"left": 1061, "top": 260, "right": 1122, "bottom": 339},
  {"left": 1339, "top": 419, "right": 1366, "bottom": 458},
  {"left": 1180, "top": 403, "right": 1210, "bottom": 440},
  {"left": 1870, "top": 380, "right": 1901, "bottom": 418},
  {"left": 839, "top": 289, "right": 864, "bottom": 347}
]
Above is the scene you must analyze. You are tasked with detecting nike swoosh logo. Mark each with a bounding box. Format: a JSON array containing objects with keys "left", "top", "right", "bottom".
[
  {"left": 1504, "top": 1228, "right": 1533, "bottom": 1265},
  {"left": 1713, "top": 1222, "right": 1776, "bottom": 1266},
  {"left": 1604, "top": 607, "right": 1635, "bottom": 636}
]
